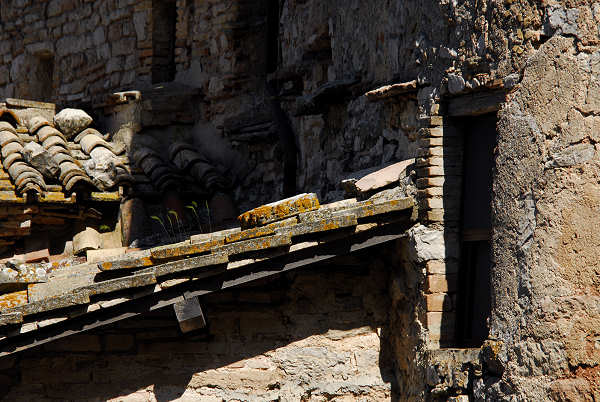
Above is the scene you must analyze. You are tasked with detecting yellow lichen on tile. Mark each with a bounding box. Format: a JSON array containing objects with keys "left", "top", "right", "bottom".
[
  {"left": 238, "top": 193, "right": 320, "bottom": 229},
  {"left": 150, "top": 239, "right": 224, "bottom": 261},
  {"left": 0, "top": 289, "right": 28, "bottom": 310}
]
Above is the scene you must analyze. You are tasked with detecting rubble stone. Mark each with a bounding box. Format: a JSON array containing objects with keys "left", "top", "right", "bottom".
[{"left": 53, "top": 109, "right": 93, "bottom": 139}]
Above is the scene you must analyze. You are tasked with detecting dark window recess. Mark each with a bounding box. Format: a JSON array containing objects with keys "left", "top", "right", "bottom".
[
  {"left": 152, "top": 0, "right": 177, "bottom": 84},
  {"left": 265, "top": 0, "right": 280, "bottom": 74},
  {"left": 455, "top": 113, "right": 496, "bottom": 347},
  {"left": 18, "top": 53, "right": 54, "bottom": 101}
]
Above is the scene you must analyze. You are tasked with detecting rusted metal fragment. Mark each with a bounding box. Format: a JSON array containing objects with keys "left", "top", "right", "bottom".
[
  {"left": 215, "top": 234, "right": 292, "bottom": 257},
  {"left": 154, "top": 253, "right": 228, "bottom": 277},
  {"left": 0, "top": 263, "right": 47, "bottom": 284},
  {"left": 0, "top": 312, "right": 23, "bottom": 325},
  {"left": 82, "top": 272, "right": 156, "bottom": 296},
  {"left": 190, "top": 227, "right": 241, "bottom": 244},
  {"left": 97, "top": 250, "right": 153, "bottom": 271},
  {"left": 151, "top": 239, "right": 223, "bottom": 262},
  {"left": 225, "top": 217, "right": 297, "bottom": 243},
  {"left": 297, "top": 198, "right": 358, "bottom": 223},
  {"left": 238, "top": 193, "right": 320, "bottom": 229},
  {"left": 0, "top": 289, "right": 28, "bottom": 310},
  {"left": 276, "top": 214, "right": 358, "bottom": 238}
]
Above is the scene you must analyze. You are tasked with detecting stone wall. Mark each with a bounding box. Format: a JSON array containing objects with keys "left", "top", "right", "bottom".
[
  {"left": 485, "top": 33, "right": 600, "bottom": 400},
  {"left": 0, "top": 250, "right": 405, "bottom": 401},
  {"left": 0, "top": 0, "right": 148, "bottom": 105}
]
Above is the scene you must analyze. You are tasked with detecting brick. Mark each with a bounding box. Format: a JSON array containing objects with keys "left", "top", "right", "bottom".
[
  {"left": 424, "top": 208, "right": 460, "bottom": 223},
  {"left": 418, "top": 116, "right": 444, "bottom": 127},
  {"left": 426, "top": 312, "right": 456, "bottom": 335},
  {"left": 426, "top": 274, "right": 458, "bottom": 293},
  {"left": 417, "top": 187, "right": 444, "bottom": 198},
  {"left": 426, "top": 293, "right": 453, "bottom": 312},
  {"left": 426, "top": 260, "right": 459, "bottom": 274}
]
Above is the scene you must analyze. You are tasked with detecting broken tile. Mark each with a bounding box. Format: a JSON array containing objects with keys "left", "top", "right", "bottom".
[
  {"left": 150, "top": 239, "right": 223, "bottom": 262},
  {"left": 238, "top": 193, "right": 320, "bottom": 229},
  {"left": 97, "top": 250, "right": 153, "bottom": 271},
  {"left": 86, "top": 247, "right": 126, "bottom": 263}
]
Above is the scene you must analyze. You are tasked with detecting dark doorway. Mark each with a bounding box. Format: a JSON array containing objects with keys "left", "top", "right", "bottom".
[
  {"left": 152, "top": 0, "right": 177, "bottom": 84},
  {"left": 265, "top": 0, "right": 280, "bottom": 74},
  {"left": 455, "top": 113, "right": 496, "bottom": 347}
]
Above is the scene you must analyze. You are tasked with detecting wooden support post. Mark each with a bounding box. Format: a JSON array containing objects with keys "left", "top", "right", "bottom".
[{"left": 173, "top": 296, "right": 206, "bottom": 333}]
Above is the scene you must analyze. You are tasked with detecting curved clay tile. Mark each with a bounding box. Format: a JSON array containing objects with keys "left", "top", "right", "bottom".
[
  {"left": 64, "top": 174, "right": 94, "bottom": 192},
  {"left": 132, "top": 147, "right": 178, "bottom": 192},
  {"left": 1, "top": 141, "right": 23, "bottom": 159},
  {"left": 73, "top": 128, "right": 103, "bottom": 144},
  {"left": 0, "top": 121, "right": 46, "bottom": 195},
  {"left": 34, "top": 125, "right": 93, "bottom": 193},
  {"left": 2, "top": 153, "right": 22, "bottom": 170},
  {"left": 26, "top": 116, "right": 52, "bottom": 134},
  {"left": 37, "top": 126, "right": 67, "bottom": 143},
  {"left": 0, "top": 131, "right": 23, "bottom": 147},
  {"left": 0, "top": 121, "right": 17, "bottom": 135},
  {"left": 77, "top": 129, "right": 133, "bottom": 190},
  {"left": 46, "top": 145, "right": 70, "bottom": 156},
  {"left": 168, "top": 142, "right": 231, "bottom": 193}
]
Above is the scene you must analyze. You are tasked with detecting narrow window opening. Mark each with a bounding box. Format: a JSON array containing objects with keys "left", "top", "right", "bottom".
[
  {"left": 265, "top": 0, "right": 280, "bottom": 74},
  {"left": 152, "top": 0, "right": 177, "bottom": 84},
  {"left": 35, "top": 54, "right": 54, "bottom": 101},
  {"left": 18, "top": 53, "right": 54, "bottom": 101},
  {"left": 455, "top": 112, "right": 496, "bottom": 347}
]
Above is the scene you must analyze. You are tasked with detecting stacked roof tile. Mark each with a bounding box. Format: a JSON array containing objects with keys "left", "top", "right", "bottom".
[{"left": 0, "top": 188, "right": 415, "bottom": 355}]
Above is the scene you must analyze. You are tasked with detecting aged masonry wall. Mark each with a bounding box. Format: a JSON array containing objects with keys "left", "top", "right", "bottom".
[
  {"left": 484, "top": 33, "right": 600, "bottom": 401},
  {"left": 0, "top": 250, "right": 405, "bottom": 401}
]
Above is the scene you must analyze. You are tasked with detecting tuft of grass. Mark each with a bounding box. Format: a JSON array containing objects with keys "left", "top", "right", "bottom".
[
  {"left": 151, "top": 215, "right": 170, "bottom": 239},
  {"left": 205, "top": 200, "right": 212, "bottom": 233},
  {"left": 185, "top": 203, "right": 202, "bottom": 232}
]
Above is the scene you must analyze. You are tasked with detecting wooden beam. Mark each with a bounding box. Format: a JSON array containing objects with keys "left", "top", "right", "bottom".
[
  {"left": 446, "top": 90, "right": 506, "bottom": 117},
  {"left": 173, "top": 297, "right": 206, "bottom": 333}
]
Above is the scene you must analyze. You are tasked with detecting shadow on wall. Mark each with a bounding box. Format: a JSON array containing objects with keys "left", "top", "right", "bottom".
[{"left": 1, "top": 248, "right": 401, "bottom": 401}]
